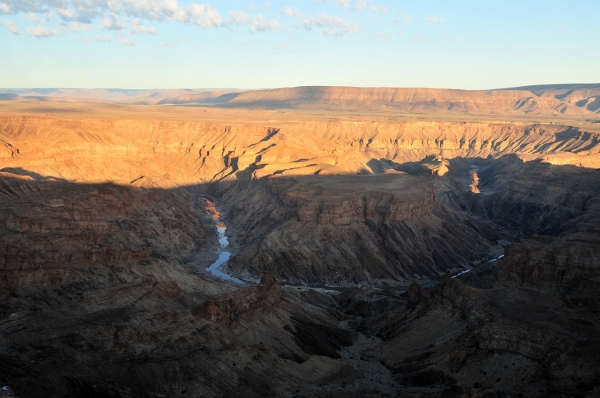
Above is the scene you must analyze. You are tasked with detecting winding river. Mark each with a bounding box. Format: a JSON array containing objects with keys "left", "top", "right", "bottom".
[
  {"left": 205, "top": 200, "right": 244, "bottom": 284},
  {"left": 202, "top": 199, "right": 508, "bottom": 289}
]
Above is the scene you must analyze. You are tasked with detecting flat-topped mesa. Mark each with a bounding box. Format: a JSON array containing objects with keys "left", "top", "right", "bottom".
[
  {"left": 267, "top": 173, "right": 435, "bottom": 226},
  {"left": 225, "top": 86, "right": 600, "bottom": 118}
]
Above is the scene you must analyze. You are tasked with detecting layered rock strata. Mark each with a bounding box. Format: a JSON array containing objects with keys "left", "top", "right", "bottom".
[
  {"left": 2, "top": 116, "right": 600, "bottom": 188},
  {"left": 221, "top": 173, "right": 497, "bottom": 284}
]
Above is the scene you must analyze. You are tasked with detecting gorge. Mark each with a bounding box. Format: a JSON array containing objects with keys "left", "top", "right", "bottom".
[{"left": 1, "top": 86, "right": 600, "bottom": 397}]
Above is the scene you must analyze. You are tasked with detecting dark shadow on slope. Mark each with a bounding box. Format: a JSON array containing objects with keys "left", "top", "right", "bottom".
[
  {"left": 2, "top": 158, "right": 600, "bottom": 397},
  {"left": 1, "top": 167, "right": 66, "bottom": 181}
]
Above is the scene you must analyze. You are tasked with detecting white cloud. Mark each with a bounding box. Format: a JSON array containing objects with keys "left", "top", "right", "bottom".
[
  {"left": 179, "top": 3, "right": 225, "bottom": 28},
  {"left": 26, "top": 24, "right": 61, "bottom": 37},
  {"left": 424, "top": 16, "right": 444, "bottom": 27},
  {"left": 0, "top": 0, "right": 374, "bottom": 39},
  {"left": 302, "top": 12, "right": 360, "bottom": 37},
  {"left": 354, "top": 0, "right": 367, "bottom": 13},
  {"left": 100, "top": 14, "right": 125, "bottom": 30},
  {"left": 97, "top": 34, "right": 111, "bottom": 41},
  {"left": 131, "top": 19, "right": 157, "bottom": 34},
  {"left": 25, "top": 12, "right": 41, "bottom": 22},
  {"left": 0, "top": 20, "right": 18, "bottom": 34},
  {"left": 250, "top": 14, "right": 281, "bottom": 32},
  {"left": 334, "top": 0, "right": 353, "bottom": 8},
  {"left": 3, "top": 0, "right": 225, "bottom": 30},
  {"left": 332, "top": 0, "right": 368, "bottom": 13},
  {"left": 56, "top": 8, "right": 73, "bottom": 20},
  {"left": 283, "top": 6, "right": 302, "bottom": 18},
  {"left": 118, "top": 37, "right": 136, "bottom": 45},
  {"left": 229, "top": 10, "right": 248, "bottom": 24},
  {"left": 69, "top": 21, "right": 91, "bottom": 31},
  {"left": 230, "top": 11, "right": 281, "bottom": 33},
  {"left": 370, "top": 4, "right": 386, "bottom": 14}
]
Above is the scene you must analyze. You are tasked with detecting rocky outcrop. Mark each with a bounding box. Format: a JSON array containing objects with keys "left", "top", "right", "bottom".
[
  {"left": 268, "top": 173, "right": 436, "bottom": 226},
  {"left": 0, "top": 174, "right": 217, "bottom": 319},
  {"left": 222, "top": 175, "right": 497, "bottom": 284},
  {"left": 193, "top": 273, "right": 281, "bottom": 322},
  {"left": 440, "top": 155, "right": 600, "bottom": 239},
  {"left": 358, "top": 278, "right": 600, "bottom": 397}
]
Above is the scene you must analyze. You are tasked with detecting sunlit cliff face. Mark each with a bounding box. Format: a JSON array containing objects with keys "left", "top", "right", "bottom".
[{"left": 1, "top": 115, "right": 599, "bottom": 188}]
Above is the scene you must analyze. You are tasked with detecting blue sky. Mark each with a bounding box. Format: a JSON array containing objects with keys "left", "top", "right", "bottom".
[{"left": 0, "top": 0, "right": 598, "bottom": 89}]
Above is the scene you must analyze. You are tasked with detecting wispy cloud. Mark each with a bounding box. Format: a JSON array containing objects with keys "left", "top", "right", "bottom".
[
  {"left": 229, "top": 11, "right": 281, "bottom": 33},
  {"left": 302, "top": 12, "right": 360, "bottom": 37},
  {"left": 2, "top": 0, "right": 225, "bottom": 29},
  {"left": 25, "top": 12, "right": 40, "bottom": 23},
  {"left": 0, "top": 0, "right": 381, "bottom": 41},
  {"left": 332, "top": 0, "right": 368, "bottom": 13},
  {"left": 69, "top": 21, "right": 92, "bottom": 31},
  {"left": 118, "top": 37, "right": 136, "bottom": 46},
  {"left": 56, "top": 8, "right": 73, "bottom": 20},
  {"left": 0, "top": 20, "right": 18, "bottom": 34},
  {"left": 26, "top": 24, "right": 61, "bottom": 37},
  {"left": 249, "top": 14, "right": 281, "bottom": 32},
  {"left": 424, "top": 16, "right": 445, "bottom": 28},
  {"left": 369, "top": 4, "right": 387, "bottom": 14},
  {"left": 100, "top": 14, "right": 126, "bottom": 31},
  {"left": 283, "top": 6, "right": 302, "bottom": 18},
  {"left": 230, "top": 11, "right": 248, "bottom": 24},
  {"left": 131, "top": 19, "right": 157, "bottom": 34}
]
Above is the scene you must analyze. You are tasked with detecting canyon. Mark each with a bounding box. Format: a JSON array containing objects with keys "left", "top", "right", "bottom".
[{"left": 0, "top": 88, "right": 600, "bottom": 397}]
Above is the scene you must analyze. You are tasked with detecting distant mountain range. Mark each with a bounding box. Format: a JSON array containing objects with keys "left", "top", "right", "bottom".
[{"left": 2, "top": 84, "right": 599, "bottom": 118}]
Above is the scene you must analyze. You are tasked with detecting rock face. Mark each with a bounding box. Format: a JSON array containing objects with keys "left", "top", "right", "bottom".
[
  {"left": 221, "top": 174, "right": 497, "bottom": 284},
  {"left": 355, "top": 278, "right": 600, "bottom": 397},
  {"left": 2, "top": 114, "right": 600, "bottom": 188},
  {"left": 494, "top": 199, "right": 600, "bottom": 310},
  {"left": 439, "top": 155, "right": 600, "bottom": 239},
  {"left": 269, "top": 173, "right": 436, "bottom": 225},
  {"left": 0, "top": 174, "right": 215, "bottom": 305},
  {"left": 193, "top": 273, "right": 282, "bottom": 322}
]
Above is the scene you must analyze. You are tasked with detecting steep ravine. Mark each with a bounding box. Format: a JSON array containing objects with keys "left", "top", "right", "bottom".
[{"left": 218, "top": 174, "right": 501, "bottom": 285}]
